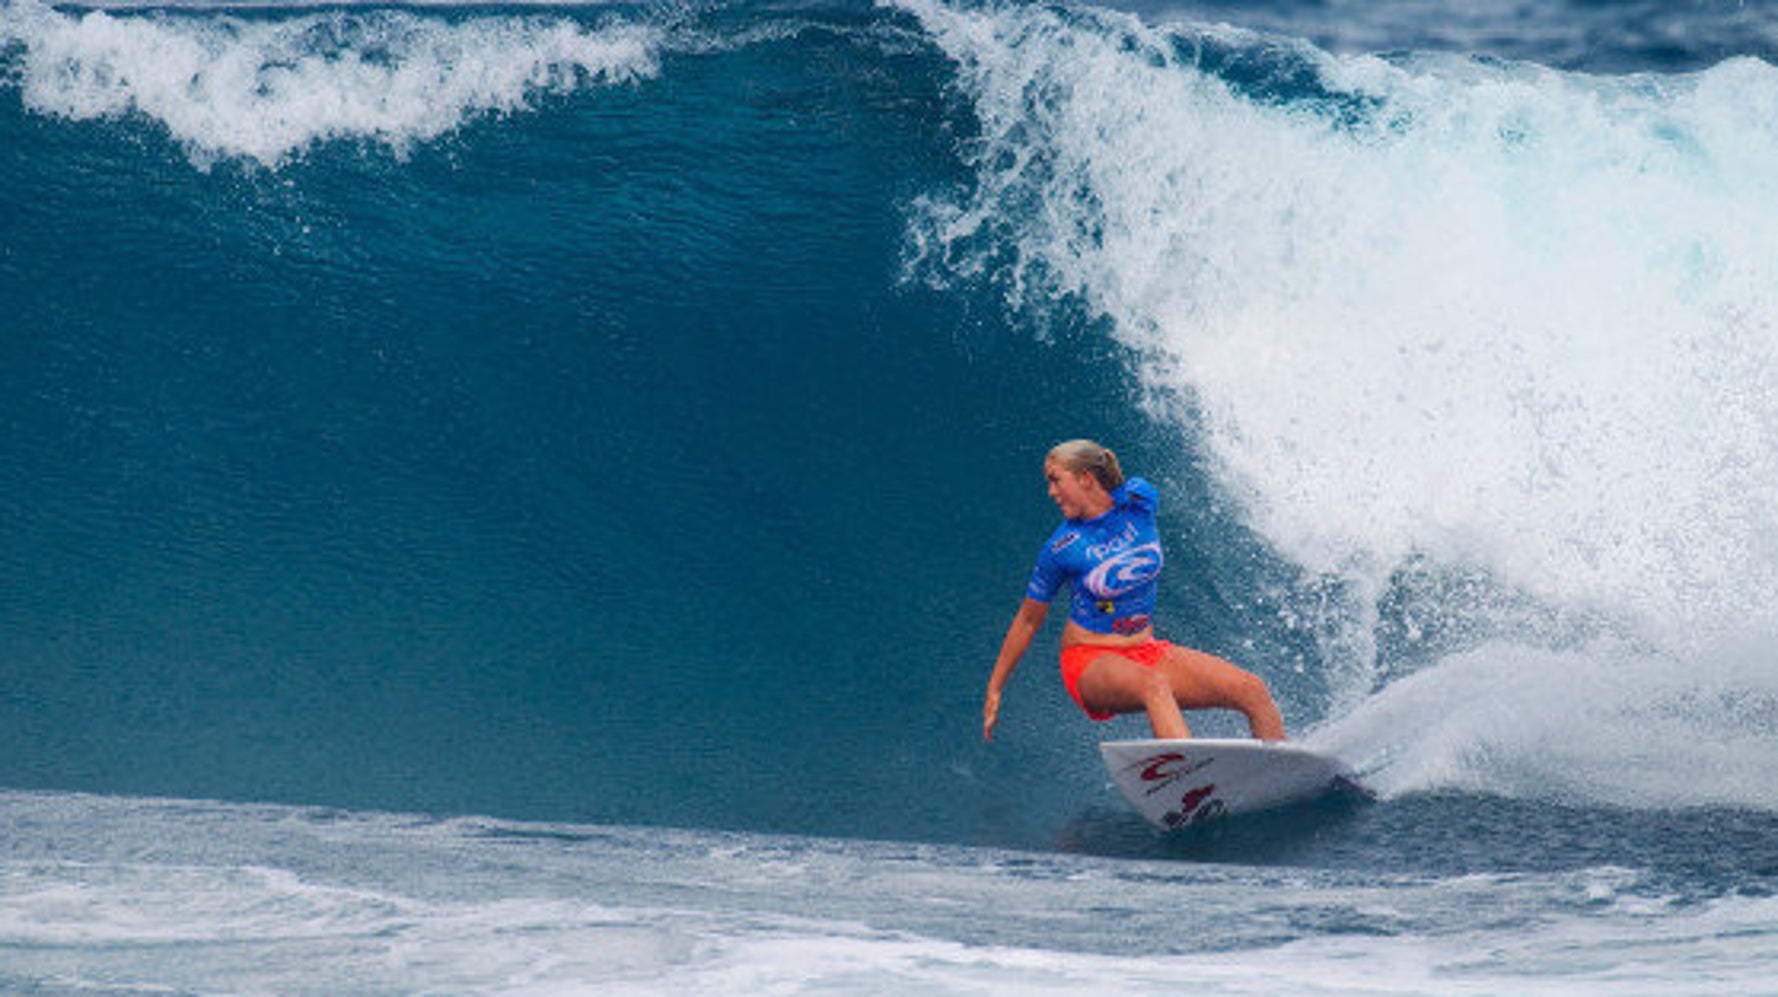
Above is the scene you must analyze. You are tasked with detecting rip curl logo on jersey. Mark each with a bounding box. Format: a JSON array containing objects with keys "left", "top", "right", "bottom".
[
  {"left": 1050, "top": 531, "right": 1081, "bottom": 554},
  {"left": 1082, "top": 542, "right": 1162, "bottom": 597}
]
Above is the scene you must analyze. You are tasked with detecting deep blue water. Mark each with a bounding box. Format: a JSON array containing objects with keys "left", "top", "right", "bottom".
[{"left": 5, "top": 0, "right": 1778, "bottom": 991}]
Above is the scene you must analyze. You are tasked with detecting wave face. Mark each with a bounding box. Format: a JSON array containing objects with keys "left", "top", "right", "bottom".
[
  {"left": 4, "top": 0, "right": 1778, "bottom": 851},
  {"left": 1, "top": 0, "right": 1129, "bottom": 844}
]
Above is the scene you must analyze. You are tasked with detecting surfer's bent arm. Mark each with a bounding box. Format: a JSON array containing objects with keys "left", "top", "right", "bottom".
[{"left": 984, "top": 598, "right": 1049, "bottom": 742}]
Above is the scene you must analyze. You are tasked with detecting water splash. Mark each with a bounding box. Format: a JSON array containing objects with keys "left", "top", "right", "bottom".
[{"left": 898, "top": 0, "right": 1778, "bottom": 806}]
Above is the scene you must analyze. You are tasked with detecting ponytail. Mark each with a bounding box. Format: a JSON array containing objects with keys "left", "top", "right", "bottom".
[{"left": 1047, "top": 439, "right": 1125, "bottom": 491}]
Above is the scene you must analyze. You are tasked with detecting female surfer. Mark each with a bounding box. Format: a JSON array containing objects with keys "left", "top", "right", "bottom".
[{"left": 982, "top": 440, "right": 1287, "bottom": 743}]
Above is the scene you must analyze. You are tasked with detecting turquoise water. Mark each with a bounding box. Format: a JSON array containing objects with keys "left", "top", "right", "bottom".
[{"left": 5, "top": 0, "right": 1778, "bottom": 991}]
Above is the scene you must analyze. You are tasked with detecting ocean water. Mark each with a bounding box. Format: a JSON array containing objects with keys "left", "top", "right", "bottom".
[{"left": 4, "top": 0, "right": 1778, "bottom": 992}]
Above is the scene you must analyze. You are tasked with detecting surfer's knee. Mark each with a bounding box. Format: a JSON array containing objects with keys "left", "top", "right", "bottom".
[
  {"left": 1227, "top": 669, "right": 1274, "bottom": 710},
  {"left": 1230, "top": 670, "right": 1287, "bottom": 740}
]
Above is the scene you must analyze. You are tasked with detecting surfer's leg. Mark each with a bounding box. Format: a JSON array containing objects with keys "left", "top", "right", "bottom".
[
  {"left": 1159, "top": 647, "right": 1287, "bottom": 741},
  {"left": 1075, "top": 654, "right": 1192, "bottom": 739}
]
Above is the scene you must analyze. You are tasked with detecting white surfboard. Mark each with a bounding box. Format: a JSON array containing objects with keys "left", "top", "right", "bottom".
[{"left": 1100, "top": 738, "right": 1363, "bottom": 829}]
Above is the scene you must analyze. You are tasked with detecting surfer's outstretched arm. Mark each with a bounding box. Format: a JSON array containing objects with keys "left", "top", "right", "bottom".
[{"left": 984, "top": 598, "right": 1048, "bottom": 742}]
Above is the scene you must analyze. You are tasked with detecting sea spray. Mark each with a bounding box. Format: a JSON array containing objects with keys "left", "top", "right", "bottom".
[{"left": 897, "top": 0, "right": 1778, "bottom": 804}]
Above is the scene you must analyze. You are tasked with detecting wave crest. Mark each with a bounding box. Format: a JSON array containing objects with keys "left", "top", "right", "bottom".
[{"left": 0, "top": 0, "right": 661, "bottom": 167}]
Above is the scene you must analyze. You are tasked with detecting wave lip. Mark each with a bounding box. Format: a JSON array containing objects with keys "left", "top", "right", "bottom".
[{"left": 0, "top": 0, "right": 663, "bottom": 166}]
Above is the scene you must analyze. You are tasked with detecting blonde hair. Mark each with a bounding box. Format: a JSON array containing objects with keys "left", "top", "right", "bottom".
[{"left": 1046, "top": 439, "right": 1125, "bottom": 491}]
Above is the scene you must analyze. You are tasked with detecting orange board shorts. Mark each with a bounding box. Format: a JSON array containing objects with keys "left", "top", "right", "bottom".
[{"left": 1059, "top": 639, "right": 1177, "bottom": 721}]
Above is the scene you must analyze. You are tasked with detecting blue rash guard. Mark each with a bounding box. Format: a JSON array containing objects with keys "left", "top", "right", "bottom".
[{"left": 1026, "top": 477, "right": 1165, "bottom": 635}]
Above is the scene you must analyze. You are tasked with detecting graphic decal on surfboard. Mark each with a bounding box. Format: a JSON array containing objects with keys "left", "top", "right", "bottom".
[{"left": 1100, "top": 739, "right": 1365, "bottom": 829}]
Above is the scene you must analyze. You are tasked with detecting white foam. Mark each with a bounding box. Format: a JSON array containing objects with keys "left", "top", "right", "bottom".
[
  {"left": 897, "top": 0, "right": 1778, "bottom": 804},
  {"left": 4, "top": 792, "right": 1777, "bottom": 996},
  {"left": 0, "top": 0, "right": 662, "bottom": 167},
  {"left": 1310, "top": 636, "right": 1778, "bottom": 805}
]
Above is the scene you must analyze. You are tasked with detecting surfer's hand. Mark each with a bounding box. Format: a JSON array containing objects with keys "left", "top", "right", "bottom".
[{"left": 982, "top": 689, "right": 1001, "bottom": 742}]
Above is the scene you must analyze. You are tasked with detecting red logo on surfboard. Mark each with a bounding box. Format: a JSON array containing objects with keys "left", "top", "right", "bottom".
[
  {"left": 1163, "top": 784, "right": 1224, "bottom": 828},
  {"left": 1131, "top": 751, "right": 1214, "bottom": 796}
]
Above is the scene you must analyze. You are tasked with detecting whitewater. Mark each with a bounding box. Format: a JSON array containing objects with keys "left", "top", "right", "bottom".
[{"left": 4, "top": 0, "right": 1778, "bottom": 992}]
